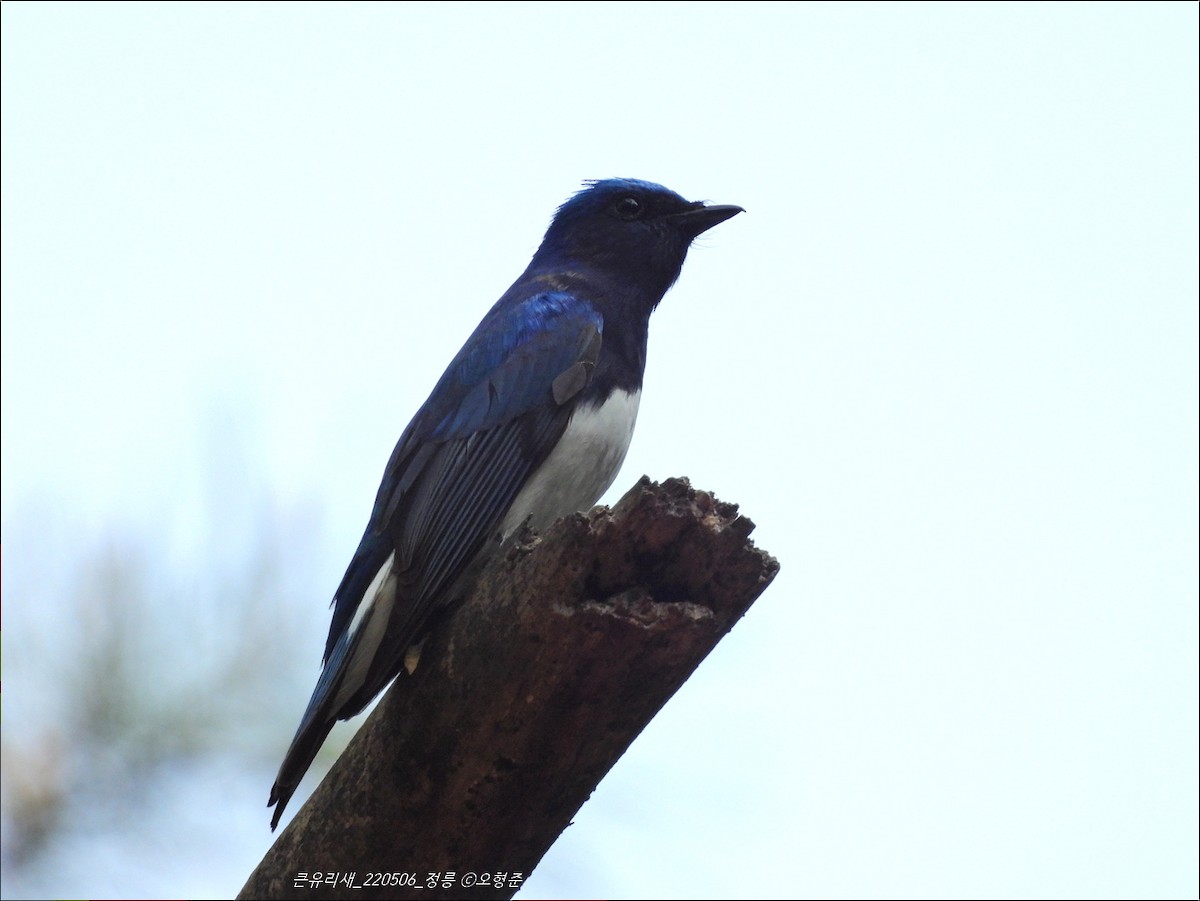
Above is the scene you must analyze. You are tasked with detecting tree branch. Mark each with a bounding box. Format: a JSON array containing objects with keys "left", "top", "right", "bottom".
[{"left": 239, "top": 476, "right": 779, "bottom": 900}]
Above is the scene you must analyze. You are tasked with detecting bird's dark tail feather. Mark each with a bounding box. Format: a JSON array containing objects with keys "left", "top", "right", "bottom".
[
  {"left": 269, "top": 602, "right": 373, "bottom": 830},
  {"left": 268, "top": 714, "right": 336, "bottom": 831}
]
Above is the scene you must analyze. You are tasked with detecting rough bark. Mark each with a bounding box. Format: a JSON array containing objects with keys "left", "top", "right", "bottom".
[{"left": 239, "top": 476, "right": 779, "bottom": 900}]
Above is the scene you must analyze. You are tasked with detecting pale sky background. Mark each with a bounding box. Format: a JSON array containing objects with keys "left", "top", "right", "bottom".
[{"left": 2, "top": 3, "right": 1197, "bottom": 899}]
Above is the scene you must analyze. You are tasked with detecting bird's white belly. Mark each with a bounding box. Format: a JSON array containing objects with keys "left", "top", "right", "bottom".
[{"left": 501, "top": 388, "right": 641, "bottom": 539}]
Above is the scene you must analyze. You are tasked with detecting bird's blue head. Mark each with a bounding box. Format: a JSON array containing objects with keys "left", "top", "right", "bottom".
[{"left": 531, "top": 178, "right": 743, "bottom": 304}]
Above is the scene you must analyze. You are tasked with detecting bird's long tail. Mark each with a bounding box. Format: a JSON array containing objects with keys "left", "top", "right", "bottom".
[
  {"left": 269, "top": 549, "right": 402, "bottom": 829},
  {"left": 268, "top": 714, "right": 335, "bottom": 830}
]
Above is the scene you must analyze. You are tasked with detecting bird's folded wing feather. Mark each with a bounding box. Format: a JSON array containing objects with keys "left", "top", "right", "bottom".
[{"left": 322, "top": 291, "right": 603, "bottom": 704}]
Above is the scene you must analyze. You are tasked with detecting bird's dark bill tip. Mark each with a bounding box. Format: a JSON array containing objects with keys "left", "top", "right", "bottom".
[{"left": 676, "top": 202, "right": 744, "bottom": 237}]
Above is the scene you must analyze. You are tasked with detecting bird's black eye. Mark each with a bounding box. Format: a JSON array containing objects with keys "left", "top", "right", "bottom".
[{"left": 612, "top": 196, "right": 644, "bottom": 220}]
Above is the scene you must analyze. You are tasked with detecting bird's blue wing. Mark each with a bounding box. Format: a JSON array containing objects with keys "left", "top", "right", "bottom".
[
  {"left": 426, "top": 290, "right": 606, "bottom": 440},
  {"left": 326, "top": 291, "right": 603, "bottom": 662}
]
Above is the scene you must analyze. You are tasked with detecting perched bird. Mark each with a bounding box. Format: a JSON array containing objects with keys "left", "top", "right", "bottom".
[{"left": 268, "top": 178, "right": 742, "bottom": 829}]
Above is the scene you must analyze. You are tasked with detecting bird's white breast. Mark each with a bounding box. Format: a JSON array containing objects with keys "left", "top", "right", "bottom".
[{"left": 501, "top": 387, "right": 641, "bottom": 539}]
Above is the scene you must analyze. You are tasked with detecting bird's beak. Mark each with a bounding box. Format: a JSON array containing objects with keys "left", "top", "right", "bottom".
[{"left": 672, "top": 203, "right": 745, "bottom": 238}]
